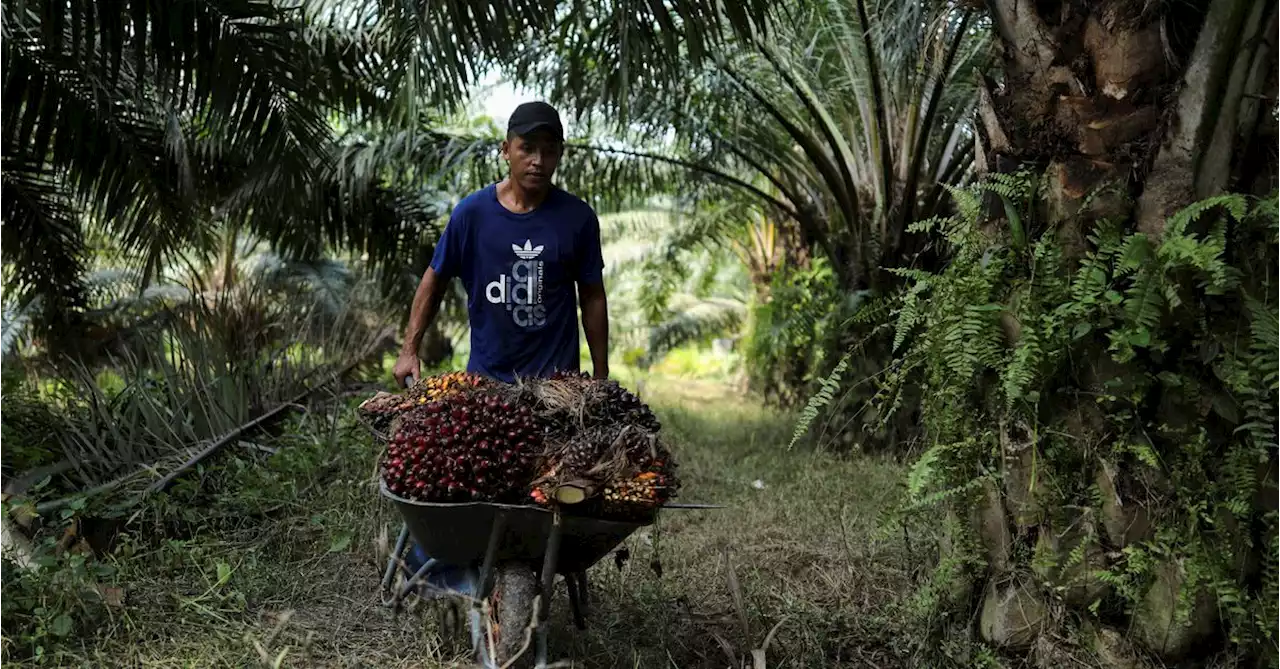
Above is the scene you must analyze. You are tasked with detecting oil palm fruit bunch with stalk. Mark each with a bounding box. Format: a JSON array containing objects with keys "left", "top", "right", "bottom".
[
  {"left": 530, "top": 418, "right": 679, "bottom": 514},
  {"left": 365, "top": 371, "right": 679, "bottom": 515},
  {"left": 601, "top": 466, "right": 677, "bottom": 519},
  {"left": 380, "top": 387, "right": 543, "bottom": 503}
]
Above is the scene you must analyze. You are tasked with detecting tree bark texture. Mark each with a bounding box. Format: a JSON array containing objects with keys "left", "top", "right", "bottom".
[
  {"left": 970, "top": 0, "right": 1277, "bottom": 662},
  {"left": 979, "top": 0, "right": 1276, "bottom": 249}
]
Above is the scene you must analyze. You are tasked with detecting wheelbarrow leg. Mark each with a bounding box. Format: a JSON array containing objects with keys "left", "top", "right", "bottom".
[
  {"left": 477, "top": 512, "right": 508, "bottom": 599},
  {"left": 535, "top": 511, "right": 563, "bottom": 669},
  {"left": 565, "top": 571, "right": 588, "bottom": 630},
  {"left": 576, "top": 571, "right": 590, "bottom": 617},
  {"left": 473, "top": 513, "right": 508, "bottom": 669},
  {"left": 379, "top": 524, "right": 411, "bottom": 607}
]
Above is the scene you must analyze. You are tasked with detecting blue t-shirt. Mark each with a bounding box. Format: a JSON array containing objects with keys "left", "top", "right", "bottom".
[{"left": 429, "top": 183, "right": 604, "bottom": 382}]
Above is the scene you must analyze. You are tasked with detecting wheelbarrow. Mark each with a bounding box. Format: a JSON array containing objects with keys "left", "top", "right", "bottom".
[{"left": 378, "top": 480, "right": 717, "bottom": 668}]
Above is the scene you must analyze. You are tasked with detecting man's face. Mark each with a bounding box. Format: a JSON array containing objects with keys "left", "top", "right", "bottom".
[{"left": 502, "top": 130, "right": 563, "bottom": 191}]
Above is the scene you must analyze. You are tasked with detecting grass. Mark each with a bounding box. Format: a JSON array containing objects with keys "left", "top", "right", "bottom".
[{"left": 2, "top": 374, "right": 936, "bottom": 668}]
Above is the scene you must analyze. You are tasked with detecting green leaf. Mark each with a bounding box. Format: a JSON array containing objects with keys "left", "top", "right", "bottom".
[
  {"left": 1129, "top": 329, "right": 1151, "bottom": 347},
  {"left": 50, "top": 614, "right": 73, "bottom": 637},
  {"left": 329, "top": 530, "right": 354, "bottom": 553},
  {"left": 1210, "top": 394, "right": 1240, "bottom": 423},
  {"left": 1001, "top": 195, "right": 1025, "bottom": 250},
  {"left": 216, "top": 561, "right": 232, "bottom": 585},
  {"left": 1072, "top": 323, "right": 1092, "bottom": 340}
]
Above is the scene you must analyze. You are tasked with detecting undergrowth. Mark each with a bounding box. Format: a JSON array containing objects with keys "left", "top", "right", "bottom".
[
  {"left": 3, "top": 376, "right": 954, "bottom": 668},
  {"left": 856, "top": 172, "right": 1279, "bottom": 662}
]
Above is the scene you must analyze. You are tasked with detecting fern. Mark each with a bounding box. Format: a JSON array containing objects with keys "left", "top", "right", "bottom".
[
  {"left": 904, "top": 437, "right": 993, "bottom": 509},
  {"left": 1029, "top": 237, "right": 1067, "bottom": 304},
  {"left": 1116, "top": 234, "right": 1152, "bottom": 275},
  {"left": 1233, "top": 295, "right": 1280, "bottom": 452},
  {"left": 942, "top": 303, "right": 1001, "bottom": 379},
  {"left": 1002, "top": 318, "right": 1041, "bottom": 408},
  {"left": 1121, "top": 269, "right": 1163, "bottom": 330},
  {"left": 1259, "top": 512, "right": 1279, "bottom": 645},
  {"left": 943, "top": 183, "right": 981, "bottom": 232},
  {"left": 787, "top": 350, "right": 852, "bottom": 450},
  {"left": 847, "top": 290, "right": 894, "bottom": 326},
  {"left": 1163, "top": 193, "right": 1248, "bottom": 238},
  {"left": 906, "top": 440, "right": 947, "bottom": 500},
  {"left": 1222, "top": 444, "right": 1260, "bottom": 519},
  {"left": 874, "top": 179, "right": 1278, "bottom": 654},
  {"left": 893, "top": 279, "right": 931, "bottom": 352}
]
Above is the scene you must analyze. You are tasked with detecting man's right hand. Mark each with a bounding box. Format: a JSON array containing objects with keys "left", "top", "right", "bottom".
[{"left": 393, "top": 351, "right": 421, "bottom": 389}]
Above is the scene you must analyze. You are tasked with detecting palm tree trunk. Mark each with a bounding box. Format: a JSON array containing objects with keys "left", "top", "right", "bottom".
[
  {"left": 967, "top": 0, "right": 1277, "bottom": 661},
  {"left": 219, "top": 223, "right": 239, "bottom": 292}
]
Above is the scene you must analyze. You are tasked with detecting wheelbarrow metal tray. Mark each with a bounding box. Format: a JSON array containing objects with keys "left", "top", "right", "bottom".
[{"left": 380, "top": 482, "right": 653, "bottom": 572}]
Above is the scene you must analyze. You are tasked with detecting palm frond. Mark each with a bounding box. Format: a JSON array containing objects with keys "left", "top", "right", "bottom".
[
  {"left": 0, "top": 153, "right": 87, "bottom": 320},
  {"left": 2, "top": 1, "right": 429, "bottom": 312},
  {"left": 502, "top": 0, "right": 775, "bottom": 127},
  {"left": 644, "top": 296, "right": 748, "bottom": 364},
  {"left": 493, "top": 0, "right": 989, "bottom": 289},
  {"left": 2, "top": 298, "right": 41, "bottom": 356}
]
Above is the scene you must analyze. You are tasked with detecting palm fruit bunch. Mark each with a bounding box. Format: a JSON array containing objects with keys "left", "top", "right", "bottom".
[
  {"left": 363, "top": 370, "right": 679, "bottom": 516},
  {"left": 380, "top": 386, "right": 543, "bottom": 503},
  {"left": 538, "top": 373, "right": 660, "bottom": 433},
  {"left": 603, "top": 471, "right": 669, "bottom": 504},
  {"left": 357, "top": 372, "right": 489, "bottom": 434},
  {"left": 601, "top": 465, "right": 677, "bottom": 520},
  {"left": 529, "top": 396, "right": 679, "bottom": 517},
  {"left": 407, "top": 371, "right": 488, "bottom": 404},
  {"left": 596, "top": 380, "right": 660, "bottom": 432}
]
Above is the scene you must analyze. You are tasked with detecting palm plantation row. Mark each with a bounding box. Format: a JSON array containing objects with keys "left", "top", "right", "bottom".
[{"left": 3, "top": 0, "right": 1276, "bottom": 666}]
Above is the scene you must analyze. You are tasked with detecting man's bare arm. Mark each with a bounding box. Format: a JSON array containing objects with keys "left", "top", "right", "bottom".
[
  {"left": 394, "top": 267, "right": 449, "bottom": 386},
  {"left": 579, "top": 281, "right": 609, "bottom": 379}
]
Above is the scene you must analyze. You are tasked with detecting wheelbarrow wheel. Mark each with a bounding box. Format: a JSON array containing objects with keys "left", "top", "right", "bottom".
[{"left": 484, "top": 563, "right": 537, "bottom": 669}]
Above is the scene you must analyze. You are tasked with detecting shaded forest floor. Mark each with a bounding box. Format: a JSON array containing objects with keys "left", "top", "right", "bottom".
[{"left": 6, "top": 375, "right": 938, "bottom": 668}]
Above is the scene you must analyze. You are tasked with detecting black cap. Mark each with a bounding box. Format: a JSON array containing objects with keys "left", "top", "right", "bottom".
[{"left": 507, "top": 101, "right": 564, "bottom": 140}]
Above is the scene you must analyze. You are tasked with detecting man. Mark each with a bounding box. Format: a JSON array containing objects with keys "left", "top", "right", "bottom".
[
  {"left": 387, "top": 102, "right": 609, "bottom": 602},
  {"left": 393, "top": 100, "right": 609, "bottom": 387}
]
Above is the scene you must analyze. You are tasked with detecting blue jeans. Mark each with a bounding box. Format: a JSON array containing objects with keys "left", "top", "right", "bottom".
[{"left": 404, "top": 540, "right": 477, "bottom": 597}]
